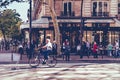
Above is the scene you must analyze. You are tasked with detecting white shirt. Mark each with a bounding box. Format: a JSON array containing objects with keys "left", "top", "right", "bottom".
[
  {"left": 115, "top": 42, "right": 119, "bottom": 50},
  {"left": 45, "top": 42, "right": 52, "bottom": 50},
  {"left": 86, "top": 42, "right": 90, "bottom": 48},
  {"left": 18, "top": 44, "right": 23, "bottom": 48}
]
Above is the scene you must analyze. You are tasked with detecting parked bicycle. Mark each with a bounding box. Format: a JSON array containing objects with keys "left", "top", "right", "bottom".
[{"left": 29, "top": 48, "right": 57, "bottom": 68}]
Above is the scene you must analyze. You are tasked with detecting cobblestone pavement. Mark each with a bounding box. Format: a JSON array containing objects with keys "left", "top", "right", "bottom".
[{"left": 0, "top": 63, "right": 120, "bottom": 80}]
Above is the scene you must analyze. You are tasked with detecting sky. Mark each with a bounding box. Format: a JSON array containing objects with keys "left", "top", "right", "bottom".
[{"left": 5, "top": 2, "right": 29, "bottom": 22}]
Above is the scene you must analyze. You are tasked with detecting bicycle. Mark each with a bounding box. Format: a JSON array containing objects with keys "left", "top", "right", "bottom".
[{"left": 29, "top": 49, "right": 57, "bottom": 68}]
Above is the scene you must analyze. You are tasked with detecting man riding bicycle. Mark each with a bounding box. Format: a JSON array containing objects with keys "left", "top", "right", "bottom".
[
  {"left": 42, "top": 39, "right": 53, "bottom": 60},
  {"left": 29, "top": 38, "right": 57, "bottom": 67}
]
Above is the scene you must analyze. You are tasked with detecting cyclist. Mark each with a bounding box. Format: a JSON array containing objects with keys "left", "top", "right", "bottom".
[{"left": 42, "top": 39, "right": 53, "bottom": 61}]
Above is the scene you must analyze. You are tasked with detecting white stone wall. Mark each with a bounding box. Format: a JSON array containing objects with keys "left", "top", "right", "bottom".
[
  {"left": 110, "top": 0, "right": 118, "bottom": 17},
  {"left": 83, "top": 0, "right": 91, "bottom": 17}
]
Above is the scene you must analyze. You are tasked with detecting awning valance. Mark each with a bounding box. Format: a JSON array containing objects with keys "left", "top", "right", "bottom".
[
  {"left": 85, "top": 19, "right": 114, "bottom": 23},
  {"left": 49, "top": 19, "right": 114, "bottom": 23},
  {"left": 49, "top": 19, "right": 81, "bottom": 23},
  {"left": 20, "top": 18, "right": 49, "bottom": 29}
]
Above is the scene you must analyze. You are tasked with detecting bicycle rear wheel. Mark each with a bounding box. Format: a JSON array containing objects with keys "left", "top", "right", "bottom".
[
  {"left": 29, "top": 54, "right": 40, "bottom": 67},
  {"left": 46, "top": 55, "right": 57, "bottom": 67}
]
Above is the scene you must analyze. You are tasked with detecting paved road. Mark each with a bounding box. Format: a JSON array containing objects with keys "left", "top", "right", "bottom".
[{"left": 0, "top": 63, "right": 120, "bottom": 80}]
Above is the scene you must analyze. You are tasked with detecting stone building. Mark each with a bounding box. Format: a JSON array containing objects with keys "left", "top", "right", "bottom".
[{"left": 21, "top": 0, "right": 120, "bottom": 52}]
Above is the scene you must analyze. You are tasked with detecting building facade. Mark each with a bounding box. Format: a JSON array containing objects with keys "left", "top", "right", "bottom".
[{"left": 21, "top": 0, "right": 120, "bottom": 52}]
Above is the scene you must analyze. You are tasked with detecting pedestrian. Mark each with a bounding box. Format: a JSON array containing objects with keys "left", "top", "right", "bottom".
[
  {"left": 64, "top": 40, "right": 70, "bottom": 61},
  {"left": 86, "top": 40, "right": 91, "bottom": 58},
  {"left": 26, "top": 45, "right": 30, "bottom": 59},
  {"left": 1, "top": 40, "right": 4, "bottom": 51},
  {"left": 28, "top": 42, "right": 35, "bottom": 60},
  {"left": 80, "top": 41, "right": 86, "bottom": 59},
  {"left": 18, "top": 43, "right": 24, "bottom": 60},
  {"left": 114, "top": 40, "right": 119, "bottom": 58},
  {"left": 76, "top": 43, "right": 81, "bottom": 55},
  {"left": 52, "top": 41, "right": 57, "bottom": 56},
  {"left": 92, "top": 41, "right": 98, "bottom": 58},
  {"left": 62, "top": 42, "right": 66, "bottom": 60},
  {"left": 99, "top": 43, "right": 103, "bottom": 57},
  {"left": 107, "top": 42, "right": 113, "bottom": 56}
]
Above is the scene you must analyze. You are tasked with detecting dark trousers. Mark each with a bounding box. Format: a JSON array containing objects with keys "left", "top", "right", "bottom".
[
  {"left": 114, "top": 50, "right": 119, "bottom": 58},
  {"left": 93, "top": 52, "right": 98, "bottom": 58},
  {"left": 80, "top": 49, "right": 85, "bottom": 58},
  {"left": 64, "top": 51, "right": 70, "bottom": 61},
  {"left": 43, "top": 50, "right": 52, "bottom": 60},
  {"left": 86, "top": 48, "right": 90, "bottom": 58}
]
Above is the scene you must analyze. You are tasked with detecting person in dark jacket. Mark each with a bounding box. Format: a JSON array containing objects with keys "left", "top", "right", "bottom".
[
  {"left": 64, "top": 40, "right": 70, "bottom": 61},
  {"left": 52, "top": 41, "right": 57, "bottom": 55},
  {"left": 18, "top": 43, "right": 24, "bottom": 60},
  {"left": 80, "top": 41, "right": 86, "bottom": 59}
]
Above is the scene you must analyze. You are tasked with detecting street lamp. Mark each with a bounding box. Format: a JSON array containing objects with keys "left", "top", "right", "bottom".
[
  {"left": 29, "top": 0, "right": 32, "bottom": 48},
  {"left": 80, "top": 0, "right": 84, "bottom": 44}
]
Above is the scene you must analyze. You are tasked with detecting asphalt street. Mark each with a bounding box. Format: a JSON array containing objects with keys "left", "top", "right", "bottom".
[{"left": 0, "top": 63, "right": 120, "bottom": 80}]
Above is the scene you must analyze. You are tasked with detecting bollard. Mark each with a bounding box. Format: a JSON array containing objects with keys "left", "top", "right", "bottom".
[
  {"left": 11, "top": 53, "right": 20, "bottom": 70},
  {"left": 11, "top": 52, "right": 13, "bottom": 61}
]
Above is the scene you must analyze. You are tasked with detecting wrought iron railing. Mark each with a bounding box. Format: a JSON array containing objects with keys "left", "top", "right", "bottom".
[
  {"left": 60, "top": 11, "right": 75, "bottom": 17},
  {"left": 92, "top": 12, "right": 109, "bottom": 17}
]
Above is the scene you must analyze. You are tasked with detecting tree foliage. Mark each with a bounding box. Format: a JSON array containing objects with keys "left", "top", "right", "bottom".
[
  {"left": 0, "top": 9, "right": 22, "bottom": 50},
  {"left": 0, "top": 9, "right": 21, "bottom": 39},
  {"left": 0, "top": 0, "right": 27, "bottom": 7}
]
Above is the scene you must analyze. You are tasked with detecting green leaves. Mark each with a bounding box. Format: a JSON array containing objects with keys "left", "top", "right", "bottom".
[
  {"left": 0, "top": 0, "right": 28, "bottom": 7},
  {"left": 0, "top": 9, "right": 21, "bottom": 39}
]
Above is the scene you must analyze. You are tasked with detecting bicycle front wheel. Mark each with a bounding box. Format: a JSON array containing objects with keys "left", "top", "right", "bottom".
[
  {"left": 29, "top": 54, "right": 40, "bottom": 67},
  {"left": 46, "top": 55, "right": 57, "bottom": 67}
]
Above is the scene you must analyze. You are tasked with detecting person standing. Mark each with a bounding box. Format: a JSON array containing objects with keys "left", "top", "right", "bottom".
[
  {"left": 92, "top": 41, "right": 98, "bottom": 58},
  {"left": 52, "top": 41, "right": 57, "bottom": 57},
  {"left": 18, "top": 43, "right": 24, "bottom": 60},
  {"left": 86, "top": 40, "right": 91, "bottom": 58},
  {"left": 80, "top": 41, "right": 86, "bottom": 59},
  {"left": 76, "top": 43, "right": 81, "bottom": 55},
  {"left": 64, "top": 40, "right": 70, "bottom": 61},
  {"left": 114, "top": 40, "right": 119, "bottom": 58},
  {"left": 107, "top": 42, "right": 113, "bottom": 56}
]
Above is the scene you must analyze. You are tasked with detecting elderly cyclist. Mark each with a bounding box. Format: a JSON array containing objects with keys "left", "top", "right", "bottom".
[{"left": 42, "top": 39, "right": 53, "bottom": 60}]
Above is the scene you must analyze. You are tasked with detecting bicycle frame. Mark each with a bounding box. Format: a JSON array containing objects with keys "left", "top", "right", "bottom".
[{"left": 29, "top": 50, "right": 57, "bottom": 68}]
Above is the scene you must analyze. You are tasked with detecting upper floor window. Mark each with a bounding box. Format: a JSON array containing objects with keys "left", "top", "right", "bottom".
[
  {"left": 118, "top": 3, "right": 120, "bottom": 14},
  {"left": 92, "top": 1, "right": 109, "bottom": 17},
  {"left": 61, "top": 2, "right": 74, "bottom": 16}
]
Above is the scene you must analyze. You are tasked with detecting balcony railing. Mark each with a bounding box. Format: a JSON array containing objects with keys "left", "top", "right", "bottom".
[
  {"left": 92, "top": 12, "right": 109, "bottom": 17},
  {"left": 60, "top": 11, "right": 75, "bottom": 17}
]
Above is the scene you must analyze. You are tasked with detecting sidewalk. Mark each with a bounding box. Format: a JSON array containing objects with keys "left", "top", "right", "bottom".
[{"left": 0, "top": 52, "right": 120, "bottom": 64}]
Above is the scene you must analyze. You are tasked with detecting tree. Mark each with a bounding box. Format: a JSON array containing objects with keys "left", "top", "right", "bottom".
[
  {"left": 41, "top": 0, "right": 61, "bottom": 54},
  {"left": 0, "top": 0, "right": 61, "bottom": 54},
  {"left": 48, "top": 0, "right": 61, "bottom": 55},
  {"left": 0, "top": 9, "right": 21, "bottom": 50},
  {"left": 10, "top": 21, "right": 23, "bottom": 41}
]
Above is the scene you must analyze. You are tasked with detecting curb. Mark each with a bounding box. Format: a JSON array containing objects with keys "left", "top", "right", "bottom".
[{"left": 0, "top": 60, "right": 120, "bottom": 64}]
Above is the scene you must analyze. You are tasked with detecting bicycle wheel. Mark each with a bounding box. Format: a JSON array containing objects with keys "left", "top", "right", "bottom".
[
  {"left": 29, "top": 54, "right": 40, "bottom": 67},
  {"left": 46, "top": 55, "right": 57, "bottom": 67}
]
